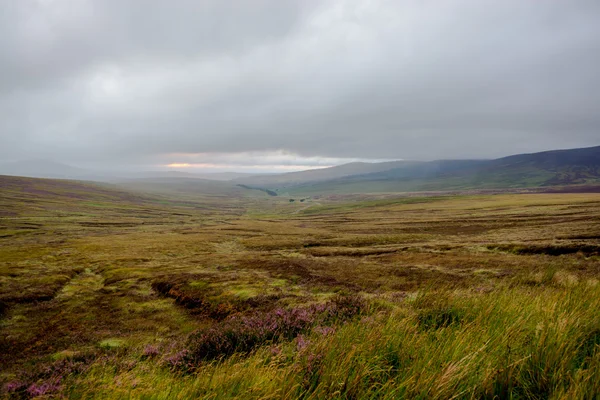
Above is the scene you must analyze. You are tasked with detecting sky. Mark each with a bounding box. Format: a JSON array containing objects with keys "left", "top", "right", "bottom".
[{"left": 0, "top": 0, "right": 599, "bottom": 173}]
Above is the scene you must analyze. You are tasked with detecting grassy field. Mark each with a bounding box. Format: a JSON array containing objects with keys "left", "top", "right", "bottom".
[{"left": 1, "top": 175, "right": 600, "bottom": 398}]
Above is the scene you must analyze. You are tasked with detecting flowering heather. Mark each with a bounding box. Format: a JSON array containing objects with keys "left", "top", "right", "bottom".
[
  {"left": 5, "top": 381, "right": 27, "bottom": 393},
  {"left": 4, "top": 377, "right": 63, "bottom": 398},
  {"left": 301, "top": 350, "right": 325, "bottom": 390},
  {"left": 142, "top": 344, "right": 160, "bottom": 358},
  {"left": 1, "top": 352, "right": 95, "bottom": 398},
  {"left": 164, "top": 349, "right": 192, "bottom": 371},
  {"left": 181, "top": 295, "right": 365, "bottom": 368},
  {"left": 313, "top": 326, "right": 336, "bottom": 336},
  {"left": 26, "top": 380, "right": 62, "bottom": 397},
  {"left": 270, "top": 345, "right": 282, "bottom": 356},
  {"left": 296, "top": 335, "right": 310, "bottom": 351}
]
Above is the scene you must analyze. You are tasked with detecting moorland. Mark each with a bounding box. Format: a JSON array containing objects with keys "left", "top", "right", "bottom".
[{"left": 1, "top": 172, "right": 600, "bottom": 399}]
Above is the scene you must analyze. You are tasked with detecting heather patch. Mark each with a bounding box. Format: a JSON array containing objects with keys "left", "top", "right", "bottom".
[
  {"left": 2, "top": 351, "right": 96, "bottom": 398},
  {"left": 178, "top": 295, "right": 365, "bottom": 369}
]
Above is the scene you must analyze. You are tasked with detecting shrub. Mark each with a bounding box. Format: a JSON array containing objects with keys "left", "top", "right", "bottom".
[
  {"left": 179, "top": 295, "right": 365, "bottom": 369},
  {"left": 3, "top": 352, "right": 96, "bottom": 398},
  {"left": 142, "top": 344, "right": 160, "bottom": 359}
]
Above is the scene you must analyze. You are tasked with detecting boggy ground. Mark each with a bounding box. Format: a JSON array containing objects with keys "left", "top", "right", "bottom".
[{"left": 1, "top": 176, "right": 600, "bottom": 398}]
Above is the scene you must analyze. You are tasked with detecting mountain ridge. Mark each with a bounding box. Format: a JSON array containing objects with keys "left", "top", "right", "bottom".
[{"left": 259, "top": 145, "right": 600, "bottom": 195}]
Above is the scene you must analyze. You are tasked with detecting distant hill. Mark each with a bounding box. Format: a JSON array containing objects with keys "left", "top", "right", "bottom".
[
  {"left": 112, "top": 177, "right": 263, "bottom": 197},
  {"left": 0, "top": 160, "right": 261, "bottom": 182},
  {"left": 250, "top": 146, "right": 600, "bottom": 195},
  {"left": 0, "top": 174, "right": 154, "bottom": 218},
  {"left": 0, "top": 174, "right": 260, "bottom": 220},
  {"left": 3, "top": 146, "right": 599, "bottom": 196},
  {"left": 123, "top": 171, "right": 258, "bottom": 181},
  {"left": 233, "top": 161, "right": 408, "bottom": 186},
  {"left": 0, "top": 160, "right": 92, "bottom": 179}
]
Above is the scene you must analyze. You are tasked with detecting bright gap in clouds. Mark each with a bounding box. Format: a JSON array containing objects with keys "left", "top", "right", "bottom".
[
  {"left": 165, "top": 163, "right": 332, "bottom": 172},
  {"left": 160, "top": 151, "right": 399, "bottom": 173}
]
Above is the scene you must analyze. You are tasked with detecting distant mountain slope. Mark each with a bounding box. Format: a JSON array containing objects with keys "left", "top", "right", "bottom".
[
  {"left": 120, "top": 171, "right": 258, "bottom": 181},
  {"left": 0, "top": 160, "right": 91, "bottom": 179},
  {"left": 489, "top": 145, "right": 600, "bottom": 169},
  {"left": 263, "top": 146, "right": 600, "bottom": 195},
  {"left": 233, "top": 161, "right": 407, "bottom": 186},
  {"left": 0, "top": 175, "right": 256, "bottom": 224},
  {"left": 3, "top": 146, "right": 599, "bottom": 195},
  {"left": 112, "top": 177, "right": 271, "bottom": 198},
  {"left": 0, "top": 174, "right": 154, "bottom": 218},
  {"left": 0, "top": 160, "right": 260, "bottom": 182}
]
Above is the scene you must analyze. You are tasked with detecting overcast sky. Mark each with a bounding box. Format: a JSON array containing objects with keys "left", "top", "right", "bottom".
[{"left": 1, "top": 0, "right": 599, "bottom": 172}]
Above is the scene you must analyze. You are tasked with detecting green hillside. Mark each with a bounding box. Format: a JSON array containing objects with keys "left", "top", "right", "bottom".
[{"left": 270, "top": 146, "right": 600, "bottom": 195}]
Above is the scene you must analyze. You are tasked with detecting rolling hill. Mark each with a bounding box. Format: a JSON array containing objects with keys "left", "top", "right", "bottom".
[
  {"left": 0, "top": 174, "right": 261, "bottom": 223},
  {"left": 251, "top": 146, "right": 600, "bottom": 195},
  {"left": 0, "top": 160, "right": 260, "bottom": 182},
  {"left": 115, "top": 171, "right": 258, "bottom": 181},
  {"left": 112, "top": 177, "right": 267, "bottom": 197},
  {"left": 0, "top": 174, "right": 156, "bottom": 218},
  {"left": 0, "top": 160, "right": 92, "bottom": 180},
  {"left": 232, "top": 161, "right": 410, "bottom": 186}
]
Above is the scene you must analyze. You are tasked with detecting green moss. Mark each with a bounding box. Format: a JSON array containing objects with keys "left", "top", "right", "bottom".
[
  {"left": 189, "top": 280, "right": 209, "bottom": 289},
  {"left": 98, "top": 338, "right": 125, "bottom": 349},
  {"left": 51, "top": 349, "right": 79, "bottom": 360}
]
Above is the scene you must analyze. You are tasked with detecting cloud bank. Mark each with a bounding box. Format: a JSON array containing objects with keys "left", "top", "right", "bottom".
[{"left": 1, "top": 0, "right": 599, "bottom": 171}]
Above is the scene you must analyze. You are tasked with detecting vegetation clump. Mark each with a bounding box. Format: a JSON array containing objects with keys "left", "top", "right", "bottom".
[
  {"left": 417, "top": 306, "right": 464, "bottom": 330},
  {"left": 179, "top": 295, "right": 365, "bottom": 368},
  {"left": 151, "top": 280, "right": 239, "bottom": 320}
]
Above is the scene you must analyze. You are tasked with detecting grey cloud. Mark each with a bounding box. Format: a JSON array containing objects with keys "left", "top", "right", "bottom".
[{"left": 0, "top": 0, "right": 599, "bottom": 168}]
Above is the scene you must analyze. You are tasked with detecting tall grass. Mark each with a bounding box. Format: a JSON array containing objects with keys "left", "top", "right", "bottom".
[{"left": 51, "top": 279, "right": 600, "bottom": 399}]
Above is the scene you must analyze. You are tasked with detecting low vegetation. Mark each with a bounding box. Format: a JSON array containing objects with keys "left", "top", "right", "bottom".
[{"left": 1, "top": 175, "right": 599, "bottom": 398}]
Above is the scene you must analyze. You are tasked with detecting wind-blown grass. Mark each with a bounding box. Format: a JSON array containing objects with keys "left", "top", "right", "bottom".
[{"left": 40, "top": 279, "right": 600, "bottom": 399}]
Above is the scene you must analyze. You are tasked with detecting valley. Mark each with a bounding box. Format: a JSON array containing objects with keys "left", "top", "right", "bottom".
[{"left": 1, "top": 175, "right": 600, "bottom": 398}]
